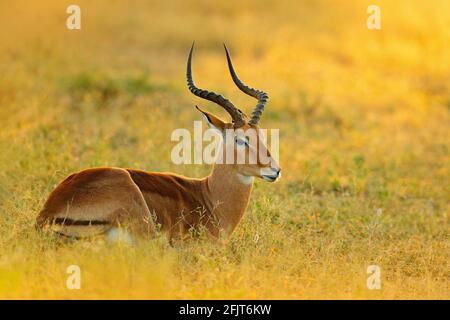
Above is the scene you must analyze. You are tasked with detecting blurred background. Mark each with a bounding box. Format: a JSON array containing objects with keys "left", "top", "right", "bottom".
[{"left": 0, "top": 0, "right": 448, "bottom": 299}]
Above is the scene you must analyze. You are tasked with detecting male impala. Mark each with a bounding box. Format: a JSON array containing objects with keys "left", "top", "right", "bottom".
[{"left": 36, "top": 43, "right": 281, "bottom": 242}]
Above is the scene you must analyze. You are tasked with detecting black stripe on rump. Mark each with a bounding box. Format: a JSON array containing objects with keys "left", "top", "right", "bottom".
[{"left": 52, "top": 217, "right": 110, "bottom": 226}]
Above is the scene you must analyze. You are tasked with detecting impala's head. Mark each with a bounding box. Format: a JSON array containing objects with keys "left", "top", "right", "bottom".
[{"left": 186, "top": 43, "right": 281, "bottom": 182}]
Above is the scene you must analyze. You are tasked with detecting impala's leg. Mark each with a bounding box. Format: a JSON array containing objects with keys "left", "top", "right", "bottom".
[{"left": 112, "top": 181, "right": 156, "bottom": 239}]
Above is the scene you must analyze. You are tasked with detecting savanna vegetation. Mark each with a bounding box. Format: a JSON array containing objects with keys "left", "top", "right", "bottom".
[{"left": 0, "top": 0, "right": 448, "bottom": 299}]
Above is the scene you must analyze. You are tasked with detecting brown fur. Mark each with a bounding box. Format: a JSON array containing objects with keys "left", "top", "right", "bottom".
[{"left": 37, "top": 164, "right": 252, "bottom": 241}]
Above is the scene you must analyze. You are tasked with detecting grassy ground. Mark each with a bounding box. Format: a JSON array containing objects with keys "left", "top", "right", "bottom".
[{"left": 0, "top": 0, "right": 449, "bottom": 299}]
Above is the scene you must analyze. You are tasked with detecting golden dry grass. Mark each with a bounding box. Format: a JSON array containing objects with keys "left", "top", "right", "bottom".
[{"left": 0, "top": 0, "right": 449, "bottom": 299}]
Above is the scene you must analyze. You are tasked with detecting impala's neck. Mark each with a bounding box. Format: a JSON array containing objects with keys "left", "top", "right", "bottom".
[{"left": 203, "top": 163, "right": 254, "bottom": 237}]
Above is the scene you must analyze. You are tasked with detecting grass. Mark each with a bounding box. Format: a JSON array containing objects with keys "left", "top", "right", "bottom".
[{"left": 0, "top": 0, "right": 449, "bottom": 299}]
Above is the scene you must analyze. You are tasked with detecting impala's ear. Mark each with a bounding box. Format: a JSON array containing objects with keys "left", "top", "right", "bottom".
[{"left": 196, "top": 106, "right": 227, "bottom": 132}]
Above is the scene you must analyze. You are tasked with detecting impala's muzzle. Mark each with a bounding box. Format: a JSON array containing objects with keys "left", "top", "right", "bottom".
[{"left": 261, "top": 167, "right": 281, "bottom": 182}]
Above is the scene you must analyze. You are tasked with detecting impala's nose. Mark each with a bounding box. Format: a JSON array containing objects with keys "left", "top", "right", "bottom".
[{"left": 272, "top": 167, "right": 281, "bottom": 178}]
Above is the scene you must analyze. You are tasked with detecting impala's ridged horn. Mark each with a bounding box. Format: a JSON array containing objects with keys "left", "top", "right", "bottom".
[
  {"left": 223, "top": 44, "right": 269, "bottom": 126},
  {"left": 187, "top": 42, "right": 246, "bottom": 128}
]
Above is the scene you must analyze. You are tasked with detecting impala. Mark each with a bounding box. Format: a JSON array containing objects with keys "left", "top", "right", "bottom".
[{"left": 36, "top": 43, "right": 281, "bottom": 242}]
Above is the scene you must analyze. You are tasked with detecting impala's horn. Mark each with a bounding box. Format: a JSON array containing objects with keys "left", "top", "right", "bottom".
[
  {"left": 223, "top": 44, "right": 268, "bottom": 125},
  {"left": 187, "top": 42, "right": 246, "bottom": 128}
]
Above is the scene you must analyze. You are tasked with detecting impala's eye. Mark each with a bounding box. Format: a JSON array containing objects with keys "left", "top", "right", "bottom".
[{"left": 235, "top": 137, "right": 248, "bottom": 146}]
